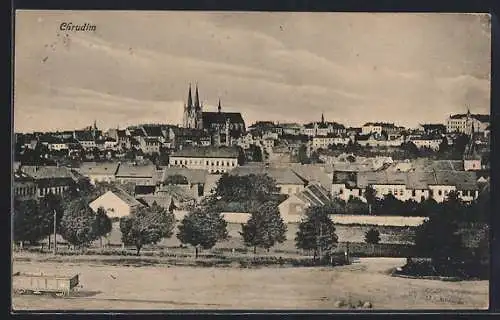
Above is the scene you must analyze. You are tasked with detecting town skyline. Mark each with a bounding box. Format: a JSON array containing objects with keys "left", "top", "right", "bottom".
[{"left": 14, "top": 11, "right": 491, "bottom": 132}]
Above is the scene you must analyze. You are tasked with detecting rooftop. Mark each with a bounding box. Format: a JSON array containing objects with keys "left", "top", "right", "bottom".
[
  {"left": 230, "top": 165, "right": 306, "bottom": 185},
  {"left": 78, "top": 162, "right": 121, "bottom": 175},
  {"left": 115, "top": 162, "right": 156, "bottom": 178}
]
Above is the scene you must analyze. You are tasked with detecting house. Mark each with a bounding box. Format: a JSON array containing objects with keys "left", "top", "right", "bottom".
[
  {"left": 356, "top": 133, "right": 404, "bottom": 148},
  {"left": 408, "top": 136, "right": 443, "bottom": 151},
  {"left": 141, "top": 125, "right": 166, "bottom": 143},
  {"left": 160, "top": 167, "right": 208, "bottom": 199},
  {"left": 150, "top": 186, "right": 197, "bottom": 209},
  {"left": 279, "top": 123, "right": 303, "bottom": 135},
  {"left": 278, "top": 182, "right": 332, "bottom": 223},
  {"left": 74, "top": 131, "right": 96, "bottom": 150},
  {"left": 419, "top": 124, "right": 447, "bottom": 136},
  {"left": 361, "top": 122, "right": 405, "bottom": 137},
  {"left": 311, "top": 134, "right": 350, "bottom": 150},
  {"left": 169, "top": 146, "right": 239, "bottom": 174},
  {"left": 19, "top": 165, "right": 76, "bottom": 198},
  {"left": 115, "top": 162, "right": 157, "bottom": 186},
  {"left": 89, "top": 189, "right": 144, "bottom": 219},
  {"left": 331, "top": 169, "right": 479, "bottom": 203},
  {"left": 229, "top": 164, "right": 307, "bottom": 196},
  {"left": 138, "top": 136, "right": 161, "bottom": 154},
  {"left": 446, "top": 110, "right": 489, "bottom": 134},
  {"left": 77, "top": 162, "right": 121, "bottom": 184},
  {"left": 13, "top": 171, "right": 38, "bottom": 201}
]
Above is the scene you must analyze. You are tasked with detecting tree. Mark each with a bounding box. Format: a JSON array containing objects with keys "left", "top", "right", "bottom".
[
  {"left": 60, "top": 198, "right": 100, "bottom": 249},
  {"left": 214, "top": 173, "right": 279, "bottom": 203},
  {"left": 438, "top": 137, "right": 449, "bottom": 155},
  {"left": 39, "top": 192, "right": 65, "bottom": 249},
  {"left": 95, "top": 207, "right": 112, "bottom": 248},
  {"left": 401, "top": 141, "right": 420, "bottom": 159},
  {"left": 414, "top": 204, "right": 463, "bottom": 268},
  {"left": 297, "top": 144, "right": 311, "bottom": 164},
  {"left": 239, "top": 201, "right": 287, "bottom": 253},
  {"left": 177, "top": 207, "right": 228, "bottom": 258},
  {"left": 13, "top": 199, "right": 49, "bottom": 246},
  {"left": 237, "top": 146, "right": 246, "bottom": 165},
  {"left": 364, "top": 228, "right": 381, "bottom": 244},
  {"left": 295, "top": 205, "right": 338, "bottom": 261},
  {"left": 452, "top": 134, "right": 470, "bottom": 159},
  {"left": 364, "top": 185, "right": 377, "bottom": 215},
  {"left": 119, "top": 202, "right": 175, "bottom": 255},
  {"left": 250, "top": 144, "right": 263, "bottom": 162}
]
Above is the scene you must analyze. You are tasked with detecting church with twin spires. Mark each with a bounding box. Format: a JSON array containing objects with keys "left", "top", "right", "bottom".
[{"left": 182, "top": 84, "right": 246, "bottom": 144}]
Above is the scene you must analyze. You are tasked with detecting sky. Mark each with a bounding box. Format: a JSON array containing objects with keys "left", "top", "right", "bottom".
[{"left": 14, "top": 11, "right": 491, "bottom": 133}]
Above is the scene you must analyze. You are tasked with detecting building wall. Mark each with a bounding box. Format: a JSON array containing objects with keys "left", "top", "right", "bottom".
[
  {"left": 13, "top": 181, "right": 38, "bottom": 200},
  {"left": 116, "top": 176, "right": 155, "bottom": 186},
  {"left": 87, "top": 174, "right": 116, "bottom": 185},
  {"left": 278, "top": 195, "right": 308, "bottom": 223},
  {"left": 362, "top": 125, "right": 383, "bottom": 135},
  {"left": 411, "top": 139, "right": 441, "bottom": 151},
  {"left": 169, "top": 156, "right": 238, "bottom": 173},
  {"left": 37, "top": 185, "right": 70, "bottom": 198},
  {"left": 464, "top": 159, "right": 481, "bottom": 171},
  {"left": 278, "top": 183, "right": 305, "bottom": 196}
]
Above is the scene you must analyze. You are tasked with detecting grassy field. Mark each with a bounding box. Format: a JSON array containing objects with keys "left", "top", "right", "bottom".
[{"left": 11, "top": 258, "right": 488, "bottom": 310}]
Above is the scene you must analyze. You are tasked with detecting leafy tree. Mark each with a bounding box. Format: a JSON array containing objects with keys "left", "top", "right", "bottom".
[
  {"left": 364, "top": 185, "right": 377, "bottom": 214},
  {"left": 60, "top": 198, "right": 100, "bottom": 249},
  {"left": 95, "top": 207, "right": 113, "bottom": 248},
  {"left": 120, "top": 202, "right": 176, "bottom": 255},
  {"left": 249, "top": 144, "right": 263, "bottom": 162},
  {"left": 414, "top": 204, "right": 463, "bottom": 268},
  {"left": 295, "top": 205, "right": 338, "bottom": 261},
  {"left": 214, "top": 173, "right": 279, "bottom": 203},
  {"left": 364, "top": 228, "right": 381, "bottom": 244},
  {"left": 297, "top": 144, "right": 311, "bottom": 164},
  {"left": 452, "top": 134, "right": 470, "bottom": 159},
  {"left": 239, "top": 201, "right": 287, "bottom": 253},
  {"left": 401, "top": 141, "right": 420, "bottom": 159},
  {"left": 13, "top": 199, "right": 49, "bottom": 245},
  {"left": 177, "top": 207, "right": 228, "bottom": 258},
  {"left": 345, "top": 197, "right": 369, "bottom": 215},
  {"left": 39, "top": 193, "right": 65, "bottom": 248},
  {"left": 438, "top": 137, "right": 450, "bottom": 154},
  {"left": 237, "top": 146, "right": 246, "bottom": 165}
]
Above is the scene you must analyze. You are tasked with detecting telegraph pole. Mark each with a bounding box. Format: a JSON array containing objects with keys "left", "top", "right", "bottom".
[{"left": 53, "top": 209, "right": 57, "bottom": 255}]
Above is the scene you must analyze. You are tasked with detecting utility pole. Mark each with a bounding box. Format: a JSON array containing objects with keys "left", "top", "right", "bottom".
[{"left": 53, "top": 209, "right": 57, "bottom": 255}]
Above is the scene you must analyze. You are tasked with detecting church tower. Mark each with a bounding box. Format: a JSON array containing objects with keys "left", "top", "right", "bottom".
[{"left": 182, "top": 83, "right": 204, "bottom": 129}]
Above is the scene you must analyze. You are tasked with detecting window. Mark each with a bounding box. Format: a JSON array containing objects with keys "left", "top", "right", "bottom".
[
  {"left": 359, "top": 189, "right": 362, "bottom": 196},
  {"left": 216, "top": 161, "right": 220, "bottom": 166},
  {"left": 438, "top": 190, "right": 442, "bottom": 196},
  {"left": 339, "top": 189, "right": 343, "bottom": 194},
  {"left": 412, "top": 190, "right": 416, "bottom": 197},
  {"left": 206, "top": 160, "right": 209, "bottom": 166}
]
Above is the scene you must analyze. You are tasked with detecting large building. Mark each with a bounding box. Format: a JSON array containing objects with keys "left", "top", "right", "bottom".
[
  {"left": 169, "top": 146, "right": 240, "bottom": 174},
  {"left": 446, "top": 110, "right": 489, "bottom": 134},
  {"left": 181, "top": 84, "right": 246, "bottom": 145}
]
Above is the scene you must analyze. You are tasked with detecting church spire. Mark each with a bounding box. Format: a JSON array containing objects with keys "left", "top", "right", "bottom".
[
  {"left": 218, "top": 98, "right": 222, "bottom": 113},
  {"left": 187, "top": 83, "right": 193, "bottom": 110},
  {"left": 321, "top": 113, "right": 325, "bottom": 124},
  {"left": 194, "top": 83, "right": 200, "bottom": 110}
]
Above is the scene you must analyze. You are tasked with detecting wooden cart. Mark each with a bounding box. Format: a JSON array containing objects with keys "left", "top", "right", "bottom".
[{"left": 13, "top": 272, "right": 79, "bottom": 297}]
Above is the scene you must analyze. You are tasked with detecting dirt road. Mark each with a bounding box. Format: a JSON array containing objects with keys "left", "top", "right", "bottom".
[{"left": 12, "top": 258, "right": 488, "bottom": 310}]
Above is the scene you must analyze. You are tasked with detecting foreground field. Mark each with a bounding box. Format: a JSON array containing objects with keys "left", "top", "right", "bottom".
[{"left": 12, "top": 258, "right": 488, "bottom": 310}]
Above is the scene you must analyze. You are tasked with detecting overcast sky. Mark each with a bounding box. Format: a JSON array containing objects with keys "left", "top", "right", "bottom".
[{"left": 14, "top": 11, "right": 491, "bottom": 133}]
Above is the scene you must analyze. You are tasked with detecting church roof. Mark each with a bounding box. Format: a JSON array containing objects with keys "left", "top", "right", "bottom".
[{"left": 202, "top": 112, "right": 245, "bottom": 126}]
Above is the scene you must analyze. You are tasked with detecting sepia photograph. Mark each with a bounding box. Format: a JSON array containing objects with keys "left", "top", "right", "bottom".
[{"left": 12, "top": 10, "right": 491, "bottom": 311}]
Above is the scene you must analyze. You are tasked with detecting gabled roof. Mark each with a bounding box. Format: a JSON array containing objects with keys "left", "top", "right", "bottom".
[
  {"left": 93, "top": 189, "right": 143, "bottom": 208},
  {"left": 142, "top": 125, "right": 164, "bottom": 137},
  {"left": 115, "top": 162, "right": 156, "bottom": 178},
  {"left": 202, "top": 111, "right": 245, "bottom": 126},
  {"left": 162, "top": 168, "right": 208, "bottom": 185},
  {"left": 293, "top": 182, "right": 331, "bottom": 207},
  {"left": 74, "top": 131, "right": 94, "bottom": 141},
  {"left": 20, "top": 166, "right": 75, "bottom": 180},
  {"left": 229, "top": 165, "right": 305, "bottom": 185},
  {"left": 78, "top": 162, "right": 120, "bottom": 175},
  {"left": 170, "top": 146, "right": 239, "bottom": 159},
  {"left": 289, "top": 164, "right": 332, "bottom": 188},
  {"left": 155, "top": 185, "right": 197, "bottom": 203}
]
